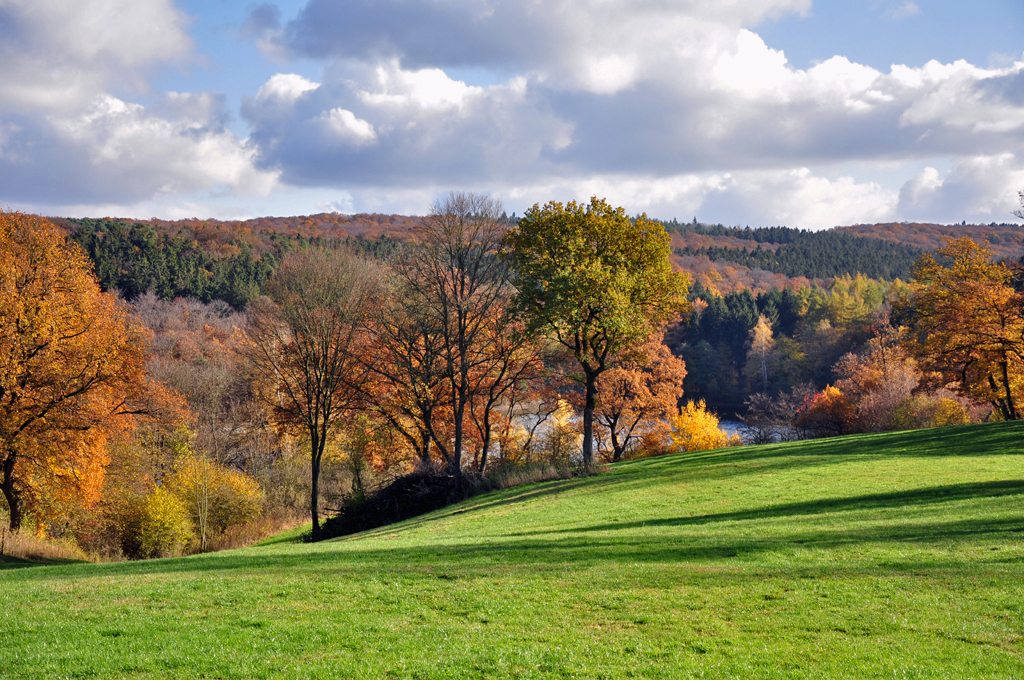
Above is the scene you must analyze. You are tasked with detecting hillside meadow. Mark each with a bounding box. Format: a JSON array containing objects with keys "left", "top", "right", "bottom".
[{"left": 2, "top": 422, "right": 1024, "bottom": 678}]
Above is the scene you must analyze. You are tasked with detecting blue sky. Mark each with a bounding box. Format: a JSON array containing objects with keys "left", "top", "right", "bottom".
[{"left": 1, "top": 0, "right": 1022, "bottom": 228}]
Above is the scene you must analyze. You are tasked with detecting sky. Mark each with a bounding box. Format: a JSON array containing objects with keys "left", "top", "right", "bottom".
[{"left": 1, "top": 0, "right": 1023, "bottom": 229}]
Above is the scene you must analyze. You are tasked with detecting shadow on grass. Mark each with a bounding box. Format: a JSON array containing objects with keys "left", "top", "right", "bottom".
[
  {"left": 659, "top": 421, "right": 1024, "bottom": 468},
  {"left": 0, "top": 555, "right": 88, "bottom": 570},
  {"left": 14, "top": 476, "right": 1024, "bottom": 583},
  {"left": 18, "top": 514, "right": 1024, "bottom": 584},
  {"left": 5, "top": 422, "right": 1021, "bottom": 583},
  {"left": 510, "top": 479, "right": 1024, "bottom": 536}
]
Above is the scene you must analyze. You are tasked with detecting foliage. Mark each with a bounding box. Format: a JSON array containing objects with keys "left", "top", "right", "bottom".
[
  {"left": 670, "top": 399, "right": 738, "bottom": 452},
  {"left": 396, "top": 192, "right": 515, "bottom": 477},
  {"left": 833, "top": 320, "right": 922, "bottom": 432},
  {"left": 505, "top": 197, "right": 690, "bottom": 467},
  {"left": 0, "top": 212, "right": 148, "bottom": 531},
  {"left": 796, "top": 385, "right": 857, "bottom": 437},
  {"left": 595, "top": 334, "right": 687, "bottom": 462},
  {"left": 667, "top": 221, "right": 924, "bottom": 280},
  {"left": 67, "top": 219, "right": 277, "bottom": 309},
  {"left": 168, "top": 447, "right": 263, "bottom": 541},
  {"left": 117, "top": 485, "right": 195, "bottom": 559},
  {"left": 899, "top": 238, "right": 1024, "bottom": 420}
]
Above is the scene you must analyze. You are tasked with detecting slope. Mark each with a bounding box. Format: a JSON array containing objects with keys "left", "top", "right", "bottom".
[{"left": 2, "top": 422, "right": 1024, "bottom": 678}]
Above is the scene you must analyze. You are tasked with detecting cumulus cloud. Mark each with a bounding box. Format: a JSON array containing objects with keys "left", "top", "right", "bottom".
[
  {"left": 0, "top": 0, "right": 191, "bottom": 111},
  {"left": 3, "top": 0, "right": 1024, "bottom": 228},
  {"left": 242, "top": 61, "right": 573, "bottom": 186},
  {"left": 0, "top": 0, "right": 279, "bottom": 208},
  {"left": 896, "top": 154, "right": 1024, "bottom": 222},
  {"left": 0, "top": 92, "right": 278, "bottom": 204},
  {"left": 239, "top": 0, "right": 1024, "bottom": 227}
]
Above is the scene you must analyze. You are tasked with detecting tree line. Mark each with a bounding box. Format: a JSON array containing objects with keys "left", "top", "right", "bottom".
[{"left": 2, "top": 200, "right": 1022, "bottom": 559}]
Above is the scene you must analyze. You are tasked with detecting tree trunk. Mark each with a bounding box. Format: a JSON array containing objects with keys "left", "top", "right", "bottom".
[
  {"left": 582, "top": 369, "right": 597, "bottom": 470},
  {"left": 2, "top": 455, "right": 21, "bottom": 532},
  {"left": 310, "top": 431, "right": 322, "bottom": 541},
  {"left": 452, "top": 385, "right": 465, "bottom": 478},
  {"left": 1001, "top": 359, "right": 1018, "bottom": 420},
  {"left": 611, "top": 428, "right": 623, "bottom": 463},
  {"left": 477, "top": 405, "right": 493, "bottom": 477}
]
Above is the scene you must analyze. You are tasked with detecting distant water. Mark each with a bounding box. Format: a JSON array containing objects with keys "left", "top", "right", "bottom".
[{"left": 720, "top": 419, "right": 743, "bottom": 438}]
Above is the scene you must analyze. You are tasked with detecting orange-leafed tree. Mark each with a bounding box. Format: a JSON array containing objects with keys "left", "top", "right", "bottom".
[
  {"left": 359, "top": 270, "right": 451, "bottom": 468},
  {"left": 796, "top": 385, "right": 857, "bottom": 437},
  {"left": 0, "top": 212, "right": 147, "bottom": 530},
  {"left": 899, "top": 238, "right": 1024, "bottom": 420},
  {"left": 466, "top": 311, "right": 545, "bottom": 475},
  {"left": 595, "top": 334, "right": 687, "bottom": 462}
]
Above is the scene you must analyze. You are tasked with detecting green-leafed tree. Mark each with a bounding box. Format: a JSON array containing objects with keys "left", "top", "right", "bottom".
[{"left": 503, "top": 197, "right": 689, "bottom": 468}]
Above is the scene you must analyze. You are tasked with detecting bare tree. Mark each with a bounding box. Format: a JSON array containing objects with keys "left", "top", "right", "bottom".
[
  {"left": 244, "top": 248, "right": 381, "bottom": 540},
  {"left": 398, "top": 192, "right": 510, "bottom": 479}
]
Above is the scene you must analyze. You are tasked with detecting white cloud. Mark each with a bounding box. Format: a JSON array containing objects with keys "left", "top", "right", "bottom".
[
  {"left": 0, "top": 0, "right": 191, "bottom": 111},
  {"left": 320, "top": 108, "right": 377, "bottom": 146},
  {"left": 4, "top": 0, "right": 1024, "bottom": 229},
  {"left": 896, "top": 154, "right": 1024, "bottom": 222},
  {"left": 886, "top": 1, "right": 921, "bottom": 20},
  {"left": 0, "top": 0, "right": 280, "bottom": 208},
  {"left": 256, "top": 73, "right": 320, "bottom": 103},
  {"left": 0, "top": 92, "right": 279, "bottom": 204},
  {"left": 357, "top": 62, "right": 481, "bottom": 111}
]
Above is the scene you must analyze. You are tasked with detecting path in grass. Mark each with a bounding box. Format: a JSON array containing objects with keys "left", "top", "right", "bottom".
[{"left": 2, "top": 422, "right": 1024, "bottom": 678}]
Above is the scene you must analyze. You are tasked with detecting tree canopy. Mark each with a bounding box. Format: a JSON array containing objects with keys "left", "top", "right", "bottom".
[
  {"left": 503, "top": 197, "right": 689, "bottom": 467},
  {"left": 0, "top": 212, "right": 148, "bottom": 530}
]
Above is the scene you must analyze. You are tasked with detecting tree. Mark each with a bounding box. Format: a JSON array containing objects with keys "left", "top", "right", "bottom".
[
  {"left": 0, "top": 212, "right": 148, "bottom": 531},
  {"left": 244, "top": 247, "right": 381, "bottom": 540},
  {"left": 899, "top": 238, "right": 1024, "bottom": 420},
  {"left": 746, "top": 314, "right": 775, "bottom": 392},
  {"left": 397, "top": 192, "right": 511, "bottom": 478},
  {"left": 595, "top": 334, "right": 687, "bottom": 462},
  {"left": 504, "top": 197, "right": 690, "bottom": 468},
  {"left": 360, "top": 275, "right": 450, "bottom": 468}
]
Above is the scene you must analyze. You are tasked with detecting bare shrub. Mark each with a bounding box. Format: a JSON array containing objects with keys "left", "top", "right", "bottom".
[{"left": 206, "top": 509, "right": 307, "bottom": 552}]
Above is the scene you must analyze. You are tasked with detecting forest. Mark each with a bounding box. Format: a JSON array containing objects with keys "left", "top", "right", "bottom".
[{"left": 3, "top": 198, "right": 1023, "bottom": 561}]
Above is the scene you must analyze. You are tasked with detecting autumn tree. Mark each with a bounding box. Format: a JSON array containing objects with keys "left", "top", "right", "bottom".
[
  {"left": 244, "top": 247, "right": 382, "bottom": 540},
  {"left": 504, "top": 197, "right": 690, "bottom": 468},
  {"left": 396, "top": 192, "right": 511, "bottom": 478},
  {"left": 0, "top": 212, "right": 149, "bottom": 531},
  {"left": 360, "top": 276, "right": 450, "bottom": 468},
  {"left": 466, "top": 312, "right": 545, "bottom": 475},
  {"left": 833, "top": 315, "right": 921, "bottom": 432},
  {"left": 595, "top": 334, "right": 687, "bottom": 462},
  {"left": 899, "top": 238, "right": 1024, "bottom": 420},
  {"left": 745, "top": 314, "right": 774, "bottom": 392}
]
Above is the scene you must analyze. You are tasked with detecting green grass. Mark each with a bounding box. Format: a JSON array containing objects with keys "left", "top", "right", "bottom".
[{"left": 3, "top": 422, "right": 1024, "bottom": 678}]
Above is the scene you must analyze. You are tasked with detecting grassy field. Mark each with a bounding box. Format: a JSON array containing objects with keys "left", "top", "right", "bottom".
[{"left": 2, "top": 422, "right": 1024, "bottom": 678}]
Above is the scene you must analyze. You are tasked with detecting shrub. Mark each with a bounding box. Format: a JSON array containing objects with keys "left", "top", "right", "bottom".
[
  {"left": 118, "top": 486, "right": 195, "bottom": 559},
  {"left": 891, "top": 394, "right": 973, "bottom": 430},
  {"left": 670, "top": 400, "right": 738, "bottom": 452},
  {"left": 796, "top": 385, "right": 857, "bottom": 437}
]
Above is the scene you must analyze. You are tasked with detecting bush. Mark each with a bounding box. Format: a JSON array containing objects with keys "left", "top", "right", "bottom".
[
  {"left": 118, "top": 486, "right": 195, "bottom": 559},
  {"left": 670, "top": 400, "right": 739, "bottom": 452},
  {"left": 891, "top": 394, "right": 972, "bottom": 430}
]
